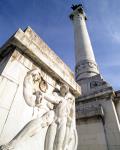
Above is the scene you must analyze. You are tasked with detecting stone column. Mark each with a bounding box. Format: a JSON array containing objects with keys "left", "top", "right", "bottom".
[{"left": 70, "top": 5, "right": 99, "bottom": 81}]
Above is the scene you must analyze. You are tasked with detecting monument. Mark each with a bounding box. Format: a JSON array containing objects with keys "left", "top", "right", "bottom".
[
  {"left": 70, "top": 4, "right": 120, "bottom": 150},
  {"left": 0, "top": 3, "right": 120, "bottom": 150},
  {"left": 0, "top": 27, "right": 80, "bottom": 150}
]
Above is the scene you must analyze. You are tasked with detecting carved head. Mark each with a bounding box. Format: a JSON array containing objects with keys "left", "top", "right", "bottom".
[
  {"left": 60, "top": 84, "right": 69, "bottom": 97},
  {"left": 28, "top": 69, "right": 41, "bottom": 82}
]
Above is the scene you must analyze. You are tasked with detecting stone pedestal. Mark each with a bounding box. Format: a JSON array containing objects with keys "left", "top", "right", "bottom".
[{"left": 76, "top": 75, "right": 120, "bottom": 150}]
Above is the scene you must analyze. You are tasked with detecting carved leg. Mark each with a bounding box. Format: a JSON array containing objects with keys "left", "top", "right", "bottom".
[
  {"left": 62, "top": 125, "right": 71, "bottom": 150},
  {"left": 44, "top": 122, "right": 57, "bottom": 150},
  {"left": 53, "top": 118, "right": 67, "bottom": 150},
  {"left": 64, "top": 128, "right": 78, "bottom": 150},
  {"left": 0, "top": 110, "right": 54, "bottom": 150},
  {"left": 72, "top": 129, "right": 78, "bottom": 150}
]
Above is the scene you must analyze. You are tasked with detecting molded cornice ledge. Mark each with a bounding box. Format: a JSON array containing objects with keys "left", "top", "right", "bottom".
[
  {"left": 0, "top": 27, "right": 81, "bottom": 97},
  {"left": 76, "top": 87, "right": 114, "bottom": 102}
]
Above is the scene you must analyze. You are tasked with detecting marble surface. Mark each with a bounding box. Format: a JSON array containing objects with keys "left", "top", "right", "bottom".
[{"left": 0, "top": 27, "right": 80, "bottom": 150}]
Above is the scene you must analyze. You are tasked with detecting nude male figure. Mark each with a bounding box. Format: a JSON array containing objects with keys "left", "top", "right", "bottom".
[
  {"left": 45, "top": 84, "right": 71, "bottom": 150},
  {"left": 54, "top": 85, "right": 74, "bottom": 150}
]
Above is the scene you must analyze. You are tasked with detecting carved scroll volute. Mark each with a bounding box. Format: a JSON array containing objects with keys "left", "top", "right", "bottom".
[{"left": 23, "top": 69, "right": 48, "bottom": 107}]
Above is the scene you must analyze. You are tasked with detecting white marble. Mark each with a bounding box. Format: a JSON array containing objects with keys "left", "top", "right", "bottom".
[
  {"left": 0, "top": 27, "right": 79, "bottom": 149},
  {"left": 70, "top": 5, "right": 99, "bottom": 81},
  {"left": 0, "top": 68, "right": 78, "bottom": 150}
]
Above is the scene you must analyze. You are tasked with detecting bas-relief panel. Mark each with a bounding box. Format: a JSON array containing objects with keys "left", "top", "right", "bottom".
[{"left": 0, "top": 51, "right": 78, "bottom": 150}]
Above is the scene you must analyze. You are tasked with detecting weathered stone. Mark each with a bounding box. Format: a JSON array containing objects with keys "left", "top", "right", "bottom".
[
  {"left": 0, "top": 27, "right": 80, "bottom": 150},
  {"left": 0, "top": 27, "right": 80, "bottom": 97}
]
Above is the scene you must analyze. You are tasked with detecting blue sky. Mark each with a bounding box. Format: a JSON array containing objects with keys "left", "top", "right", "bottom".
[{"left": 0, "top": 0, "right": 120, "bottom": 90}]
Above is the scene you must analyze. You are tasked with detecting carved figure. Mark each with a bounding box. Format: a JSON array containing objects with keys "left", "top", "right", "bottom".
[
  {"left": 0, "top": 111, "right": 55, "bottom": 150},
  {"left": 0, "top": 69, "right": 61, "bottom": 150},
  {"left": 45, "top": 84, "right": 78, "bottom": 150},
  {"left": 0, "top": 69, "right": 77, "bottom": 150},
  {"left": 53, "top": 84, "right": 69, "bottom": 150},
  {"left": 63, "top": 95, "right": 78, "bottom": 150},
  {"left": 23, "top": 69, "right": 42, "bottom": 107}
]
